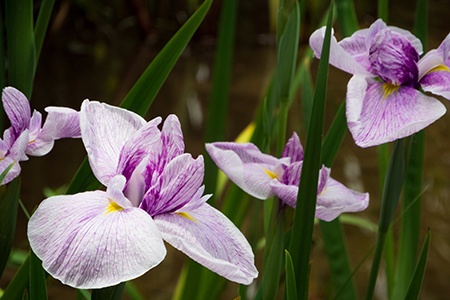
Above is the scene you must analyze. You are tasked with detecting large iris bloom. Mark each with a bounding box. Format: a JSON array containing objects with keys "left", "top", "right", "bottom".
[
  {"left": 28, "top": 100, "right": 258, "bottom": 289},
  {"left": 310, "top": 19, "right": 450, "bottom": 147},
  {"left": 0, "top": 87, "right": 80, "bottom": 184},
  {"left": 206, "top": 133, "right": 369, "bottom": 221}
]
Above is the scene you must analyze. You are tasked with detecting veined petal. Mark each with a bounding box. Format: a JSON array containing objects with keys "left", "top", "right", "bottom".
[
  {"left": 117, "top": 117, "right": 162, "bottom": 181},
  {"left": 0, "top": 157, "right": 21, "bottom": 185},
  {"left": 41, "top": 107, "right": 81, "bottom": 139},
  {"left": 316, "top": 178, "right": 369, "bottom": 221},
  {"left": 142, "top": 154, "right": 204, "bottom": 216},
  {"left": 309, "top": 27, "right": 371, "bottom": 75},
  {"left": 80, "top": 100, "right": 146, "bottom": 184},
  {"left": 154, "top": 203, "right": 258, "bottom": 285},
  {"left": 28, "top": 191, "right": 166, "bottom": 289},
  {"left": 206, "top": 142, "right": 278, "bottom": 199},
  {"left": 3, "top": 87, "right": 31, "bottom": 139},
  {"left": 281, "top": 132, "right": 303, "bottom": 162},
  {"left": 346, "top": 75, "right": 446, "bottom": 147},
  {"left": 161, "top": 114, "right": 185, "bottom": 162}
]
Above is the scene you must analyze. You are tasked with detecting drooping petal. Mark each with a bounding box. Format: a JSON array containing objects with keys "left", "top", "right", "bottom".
[
  {"left": 26, "top": 111, "right": 54, "bottom": 156},
  {"left": 41, "top": 107, "right": 81, "bottom": 139},
  {"left": 316, "top": 178, "right": 369, "bottom": 221},
  {"left": 281, "top": 132, "right": 303, "bottom": 162},
  {"left": 28, "top": 190, "right": 166, "bottom": 289},
  {"left": 154, "top": 203, "right": 258, "bottom": 285},
  {"left": 206, "top": 142, "right": 278, "bottom": 199},
  {"left": 80, "top": 100, "right": 147, "bottom": 184},
  {"left": 346, "top": 75, "right": 446, "bottom": 147},
  {"left": 309, "top": 27, "right": 371, "bottom": 75},
  {"left": 141, "top": 154, "right": 204, "bottom": 216},
  {"left": 0, "top": 130, "right": 27, "bottom": 184},
  {"left": 2, "top": 87, "right": 31, "bottom": 138}
]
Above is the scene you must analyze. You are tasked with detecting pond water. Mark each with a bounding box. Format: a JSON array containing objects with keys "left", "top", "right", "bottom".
[{"left": 2, "top": 1, "right": 450, "bottom": 299}]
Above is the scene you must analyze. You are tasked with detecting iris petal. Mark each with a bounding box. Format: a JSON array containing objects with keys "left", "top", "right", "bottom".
[
  {"left": 317, "top": 178, "right": 369, "bottom": 221},
  {"left": 154, "top": 203, "right": 258, "bottom": 285},
  {"left": 28, "top": 191, "right": 166, "bottom": 289},
  {"left": 346, "top": 75, "right": 446, "bottom": 147},
  {"left": 80, "top": 100, "right": 147, "bottom": 184}
]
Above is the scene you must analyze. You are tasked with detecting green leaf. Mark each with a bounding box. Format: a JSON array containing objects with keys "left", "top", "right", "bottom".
[
  {"left": 120, "top": 0, "right": 212, "bottom": 115},
  {"left": 335, "top": 0, "right": 359, "bottom": 35},
  {"left": 285, "top": 250, "right": 298, "bottom": 300},
  {"left": 1, "top": 254, "right": 30, "bottom": 300},
  {"left": 34, "top": 0, "right": 56, "bottom": 63},
  {"left": 404, "top": 230, "right": 430, "bottom": 300},
  {"left": 365, "top": 138, "right": 410, "bottom": 300},
  {"left": 377, "top": 0, "right": 389, "bottom": 22},
  {"left": 288, "top": 3, "right": 334, "bottom": 299},
  {"left": 5, "top": 0, "right": 36, "bottom": 98},
  {"left": 0, "top": 175, "right": 20, "bottom": 277},
  {"left": 29, "top": 250, "right": 47, "bottom": 300},
  {"left": 124, "top": 281, "right": 144, "bottom": 300}
]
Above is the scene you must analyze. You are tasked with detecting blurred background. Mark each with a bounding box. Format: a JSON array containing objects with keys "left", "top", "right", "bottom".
[{"left": 1, "top": 0, "right": 450, "bottom": 299}]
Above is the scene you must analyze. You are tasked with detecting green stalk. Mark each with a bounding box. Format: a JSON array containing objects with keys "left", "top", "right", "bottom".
[
  {"left": 365, "top": 138, "right": 410, "bottom": 300},
  {"left": 288, "top": 3, "right": 333, "bottom": 299},
  {"left": 377, "top": 0, "right": 389, "bottom": 22}
]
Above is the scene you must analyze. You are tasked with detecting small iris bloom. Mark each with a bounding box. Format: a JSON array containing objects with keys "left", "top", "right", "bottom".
[
  {"left": 28, "top": 100, "right": 258, "bottom": 289},
  {"left": 310, "top": 19, "right": 450, "bottom": 147},
  {"left": 0, "top": 87, "right": 80, "bottom": 184},
  {"left": 206, "top": 133, "right": 369, "bottom": 221}
]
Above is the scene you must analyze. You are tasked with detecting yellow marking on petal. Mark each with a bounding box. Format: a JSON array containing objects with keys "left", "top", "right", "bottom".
[
  {"left": 382, "top": 83, "right": 400, "bottom": 99},
  {"left": 176, "top": 212, "right": 198, "bottom": 222},
  {"left": 105, "top": 200, "right": 124, "bottom": 214},
  {"left": 264, "top": 168, "right": 278, "bottom": 180},
  {"left": 427, "top": 64, "right": 450, "bottom": 74}
]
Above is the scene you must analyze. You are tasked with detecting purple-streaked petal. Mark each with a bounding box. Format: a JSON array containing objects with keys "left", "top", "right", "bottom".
[
  {"left": 28, "top": 191, "right": 166, "bottom": 289},
  {"left": 2, "top": 87, "right": 31, "bottom": 138},
  {"left": 368, "top": 29, "right": 419, "bottom": 86},
  {"left": 419, "top": 34, "right": 450, "bottom": 99},
  {"left": 141, "top": 154, "right": 204, "bottom": 216},
  {"left": 117, "top": 117, "right": 162, "bottom": 181},
  {"left": 154, "top": 203, "right": 258, "bottom": 285},
  {"left": 80, "top": 100, "right": 147, "bottom": 185},
  {"left": 206, "top": 142, "right": 278, "bottom": 199},
  {"left": 346, "top": 75, "right": 446, "bottom": 147},
  {"left": 420, "top": 67, "right": 450, "bottom": 99},
  {"left": 281, "top": 132, "right": 303, "bottom": 162},
  {"left": 316, "top": 178, "right": 369, "bottom": 221},
  {"left": 41, "top": 107, "right": 81, "bottom": 139},
  {"left": 309, "top": 27, "right": 371, "bottom": 75},
  {"left": 161, "top": 114, "right": 185, "bottom": 162}
]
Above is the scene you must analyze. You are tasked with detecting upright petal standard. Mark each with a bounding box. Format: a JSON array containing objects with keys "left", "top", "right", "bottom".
[
  {"left": 310, "top": 19, "right": 450, "bottom": 147},
  {"left": 28, "top": 100, "right": 258, "bottom": 289},
  {"left": 206, "top": 133, "right": 369, "bottom": 221}
]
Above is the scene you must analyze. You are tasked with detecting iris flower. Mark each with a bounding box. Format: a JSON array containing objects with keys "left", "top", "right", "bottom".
[
  {"left": 28, "top": 100, "right": 258, "bottom": 289},
  {"left": 206, "top": 133, "right": 369, "bottom": 221},
  {"left": 310, "top": 19, "right": 450, "bottom": 147},
  {"left": 0, "top": 87, "right": 80, "bottom": 184}
]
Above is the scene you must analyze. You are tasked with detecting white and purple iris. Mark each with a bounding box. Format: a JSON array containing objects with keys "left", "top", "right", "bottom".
[
  {"left": 310, "top": 19, "right": 450, "bottom": 147},
  {"left": 28, "top": 100, "right": 258, "bottom": 289},
  {"left": 206, "top": 133, "right": 369, "bottom": 221},
  {"left": 0, "top": 87, "right": 80, "bottom": 184}
]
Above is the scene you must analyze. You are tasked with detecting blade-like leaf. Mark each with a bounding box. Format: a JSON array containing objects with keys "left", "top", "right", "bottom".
[
  {"left": 288, "top": 3, "right": 334, "bottom": 299},
  {"left": 1, "top": 254, "right": 30, "bottom": 300},
  {"left": 34, "top": 0, "right": 56, "bottom": 63},
  {"left": 404, "top": 230, "right": 430, "bottom": 300},
  {"left": 5, "top": 0, "right": 36, "bottom": 98},
  {"left": 29, "top": 250, "right": 47, "bottom": 300},
  {"left": 121, "top": 0, "right": 212, "bottom": 114},
  {"left": 285, "top": 250, "right": 298, "bottom": 300},
  {"left": 0, "top": 175, "right": 20, "bottom": 277}
]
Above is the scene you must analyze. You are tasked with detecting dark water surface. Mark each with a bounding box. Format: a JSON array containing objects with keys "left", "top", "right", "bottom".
[{"left": 2, "top": 1, "right": 450, "bottom": 299}]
